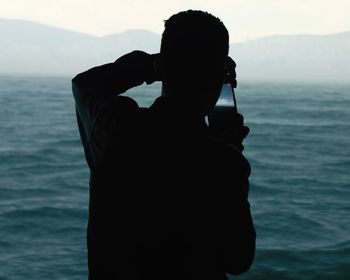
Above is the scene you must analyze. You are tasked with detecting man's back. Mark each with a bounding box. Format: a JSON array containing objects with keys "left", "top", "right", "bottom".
[{"left": 78, "top": 94, "right": 254, "bottom": 279}]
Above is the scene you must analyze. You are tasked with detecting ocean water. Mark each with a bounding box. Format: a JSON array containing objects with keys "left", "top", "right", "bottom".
[{"left": 0, "top": 76, "right": 349, "bottom": 280}]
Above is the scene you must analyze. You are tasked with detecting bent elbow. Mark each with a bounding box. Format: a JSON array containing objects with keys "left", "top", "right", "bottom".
[
  {"left": 71, "top": 79, "right": 79, "bottom": 100},
  {"left": 71, "top": 73, "right": 85, "bottom": 101},
  {"left": 71, "top": 73, "right": 82, "bottom": 89}
]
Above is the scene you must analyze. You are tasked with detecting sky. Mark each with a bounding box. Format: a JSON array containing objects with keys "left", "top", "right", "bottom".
[{"left": 1, "top": 0, "right": 350, "bottom": 43}]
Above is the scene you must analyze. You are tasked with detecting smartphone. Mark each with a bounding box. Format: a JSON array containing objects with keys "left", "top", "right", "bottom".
[
  {"left": 207, "top": 83, "right": 237, "bottom": 130},
  {"left": 216, "top": 83, "right": 236, "bottom": 108}
]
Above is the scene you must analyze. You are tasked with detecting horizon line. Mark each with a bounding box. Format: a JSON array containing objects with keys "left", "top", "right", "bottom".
[{"left": 1, "top": 16, "right": 350, "bottom": 44}]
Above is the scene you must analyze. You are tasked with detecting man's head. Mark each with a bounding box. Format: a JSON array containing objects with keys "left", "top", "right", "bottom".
[{"left": 160, "top": 10, "right": 229, "bottom": 115}]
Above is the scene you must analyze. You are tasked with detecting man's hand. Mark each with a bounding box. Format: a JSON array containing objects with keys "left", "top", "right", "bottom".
[
  {"left": 209, "top": 111, "right": 249, "bottom": 152},
  {"left": 114, "top": 51, "right": 161, "bottom": 85},
  {"left": 221, "top": 113, "right": 249, "bottom": 151},
  {"left": 226, "top": 57, "right": 237, "bottom": 88}
]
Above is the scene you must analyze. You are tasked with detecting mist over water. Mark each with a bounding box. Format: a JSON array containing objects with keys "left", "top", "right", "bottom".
[{"left": 0, "top": 76, "right": 349, "bottom": 279}]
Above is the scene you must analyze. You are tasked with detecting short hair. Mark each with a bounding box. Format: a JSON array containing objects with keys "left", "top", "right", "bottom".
[
  {"left": 160, "top": 10, "right": 229, "bottom": 92},
  {"left": 161, "top": 10, "right": 229, "bottom": 57}
]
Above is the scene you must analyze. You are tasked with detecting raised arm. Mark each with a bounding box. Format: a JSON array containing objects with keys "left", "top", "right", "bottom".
[{"left": 72, "top": 51, "right": 159, "bottom": 144}]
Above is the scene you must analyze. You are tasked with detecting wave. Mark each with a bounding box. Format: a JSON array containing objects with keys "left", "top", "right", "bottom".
[
  {"left": 241, "top": 247, "right": 350, "bottom": 280},
  {"left": 3, "top": 205, "right": 87, "bottom": 219}
]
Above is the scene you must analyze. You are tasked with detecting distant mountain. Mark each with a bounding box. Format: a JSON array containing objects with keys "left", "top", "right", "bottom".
[
  {"left": 0, "top": 18, "right": 349, "bottom": 82},
  {"left": 0, "top": 19, "right": 160, "bottom": 76},
  {"left": 232, "top": 32, "right": 350, "bottom": 82}
]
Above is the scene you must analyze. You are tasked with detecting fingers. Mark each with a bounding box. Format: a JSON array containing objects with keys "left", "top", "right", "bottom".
[
  {"left": 226, "top": 57, "right": 237, "bottom": 85},
  {"left": 242, "top": 126, "right": 250, "bottom": 139},
  {"left": 227, "top": 56, "right": 236, "bottom": 69},
  {"left": 232, "top": 113, "right": 244, "bottom": 126}
]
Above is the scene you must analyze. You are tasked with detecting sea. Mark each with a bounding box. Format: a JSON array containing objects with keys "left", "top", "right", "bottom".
[{"left": 0, "top": 75, "right": 349, "bottom": 280}]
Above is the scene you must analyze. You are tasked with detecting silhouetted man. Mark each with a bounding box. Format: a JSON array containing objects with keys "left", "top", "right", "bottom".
[{"left": 72, "top": 10, "right": 255, "bottom": 280}]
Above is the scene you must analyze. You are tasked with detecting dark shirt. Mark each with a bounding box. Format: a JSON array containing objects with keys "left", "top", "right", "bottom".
[{"left": 72, "top": 59, "right": 255, "bottom": 280}]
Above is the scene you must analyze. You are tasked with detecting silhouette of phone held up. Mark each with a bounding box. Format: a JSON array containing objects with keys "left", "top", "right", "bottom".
[{"left": 207, "top": 82, "right": 237, "bottom": 131}]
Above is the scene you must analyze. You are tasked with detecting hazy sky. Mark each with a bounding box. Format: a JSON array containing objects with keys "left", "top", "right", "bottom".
[{"left": 1, "top": 0, "right": 350, "bottom": 42}]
